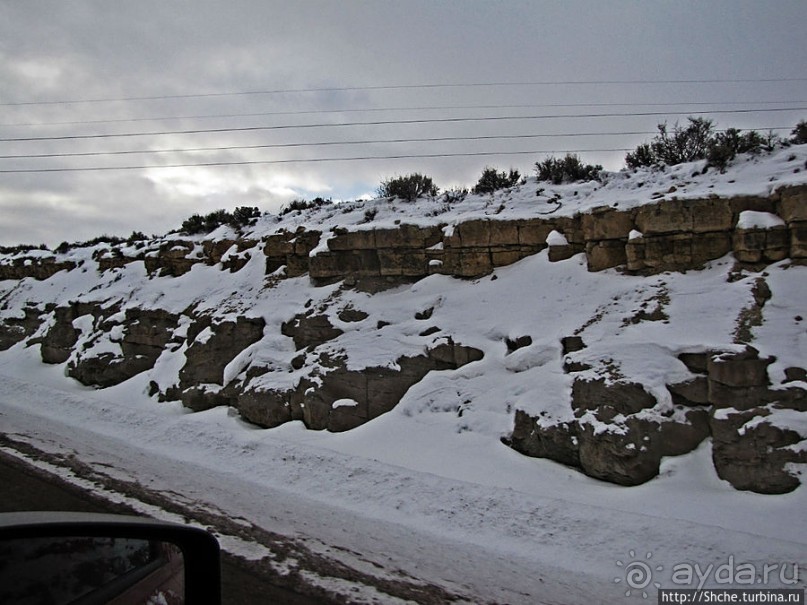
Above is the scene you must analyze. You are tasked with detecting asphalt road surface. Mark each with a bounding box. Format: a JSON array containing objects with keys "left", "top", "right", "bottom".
[{"left": 0, "top": 450, "right": 328, "bottom": 605}]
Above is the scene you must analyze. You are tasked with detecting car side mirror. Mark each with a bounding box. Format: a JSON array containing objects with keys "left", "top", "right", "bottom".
[{"left": 0, "top": 512, "right": 221, "bottom": 605}]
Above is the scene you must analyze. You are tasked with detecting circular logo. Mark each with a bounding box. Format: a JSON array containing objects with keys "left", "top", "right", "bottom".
[{"left": 615, "top": 550, "right": 663, "bottom": 599}]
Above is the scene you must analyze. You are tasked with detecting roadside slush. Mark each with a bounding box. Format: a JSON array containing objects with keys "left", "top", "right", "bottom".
[{"left": 0, "top": 448, "right": 330, "bottom": 605}]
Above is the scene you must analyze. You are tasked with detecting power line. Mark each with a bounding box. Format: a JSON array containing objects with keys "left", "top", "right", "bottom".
[
  {"left": 2, "top": 107, "right": 804, "bottom": 143},
  {"left": 4, "top": 100, "right": 803, "bottom": 128},
  {"left": 0, "top": 148, "right": 636, "bottom": 173},
  {"left": 0, "top": 127, "right": 792, "bottom": 161},
  {"left": 0, "top": 131, "right": 659, "bottom": 160},
  {"left": 3, "top": 77, "right": 805, "bottom": 106}
]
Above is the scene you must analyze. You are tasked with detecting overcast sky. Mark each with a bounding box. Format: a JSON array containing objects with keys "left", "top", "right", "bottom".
[{"left": 1, "top": 0, "right": 805, "bottom": 247}]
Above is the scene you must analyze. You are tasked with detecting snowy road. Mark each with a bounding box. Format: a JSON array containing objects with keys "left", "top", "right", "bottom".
[{"left": 1, "top": 359, "right": 805, "bottom": 604}]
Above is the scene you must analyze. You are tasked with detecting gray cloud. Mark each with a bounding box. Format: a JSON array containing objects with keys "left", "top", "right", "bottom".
[{"left": 1, "top": 0, "right": 805, "bottom": 246}]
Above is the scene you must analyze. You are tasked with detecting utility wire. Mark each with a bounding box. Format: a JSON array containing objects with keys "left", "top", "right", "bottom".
[
  {"left": 0, "top": 148, "right": 636, "bottom": 173},
  {"left": 1, "top": 107, "right": 804, "bottom": 143},
  {"left": 3, "top": 77, "right": 806, "bottom": 106},
  {"left": 4, "top": 100, "right": 803, "bottom": 128},
  {"left": 0, "top": 127, "right": 792, "bottom": 161},
  {"left": 0, "top": 131, "right": 660, "bottom": 159}
]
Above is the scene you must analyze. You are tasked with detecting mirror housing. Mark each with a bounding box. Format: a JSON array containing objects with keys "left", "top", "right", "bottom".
[{"left": 0, "top": 512, "right": 221, "bottom": 605}]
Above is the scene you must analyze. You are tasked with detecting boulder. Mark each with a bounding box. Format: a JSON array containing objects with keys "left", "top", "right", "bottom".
[
  {"left": 235, "top": 340, "right": 482, "bottom": 432},
  {"left": 505, "top": 335, "right": 533, "bottom": 354},
  {"left": 40, "top": 303, "right": 96, "bottom": 364},
  {"left": 509, "top": 410, "right": 581, "bottom": 468},
  {"left": 237, "top": 387, "right": 295, "bottom": 428},
  {"left": 789, "top": 221, "right": 807, "bottom": 258},
  {"left": 577, "top": 410, "right": 709, "bottom": 486},
  {"left": 69, "top": 352, "right": 154, "bottom": 389},
  {"left": 561, "top": 336, "right": 586, "bottom": 355},
  {"left": 119, "top": 308, "right": 180, "bottom": 359},
  {"left": 0, "top": 306, "right": 44, "bottom": 351},
  {"left": 571, "top": 378, "right": 657, "bottom": 422},
  {"left": 778, "top": 184, "right": 807, "bottom": 223},
  {"left": 66, "top": 307, "right": 179, "bottom": 388},
  {"left": 707, "top": 347, "right": 772, "bottom": 389},
  {"left": 0, "top": 257, "right": 76, "bottom": 281},
  {"left": 667, "top": 376, "right": 710, "bottom": 406},
  {"left": 510, "top": 404, "right": 710, "bottom": 486},
  {"left": 585, "top": 240, "right": 627, "bottom": 272},
  {"left": 281, "top": 313, "right": 343, "bottom": 350},
  {"left": 581, "top": 206, "right": 634, "bottom": 241},
  {"left": 144, "top": 241, "right": 198, "bottom": 277},
  {"left": 176, "top": 315, "right": 265, "bottom": 409},
  {"left": 733, "top": 225, "right": 789, "bottom": 263},
  {"left": 710, "top": 406, "right": 806, "bottom": 494}
]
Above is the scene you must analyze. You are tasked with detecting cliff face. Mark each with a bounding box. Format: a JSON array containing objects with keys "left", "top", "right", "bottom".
[
  {"left": 1, "top": 151, "right": 805, "bottom": 494},
  {"left": 5, "top": 184, "right": 804, "bottom": 285}
]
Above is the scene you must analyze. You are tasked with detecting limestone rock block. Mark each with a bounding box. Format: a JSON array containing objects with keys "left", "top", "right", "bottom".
[
  {"left": 733, "top": 224, "right": 789, "bottom": 263},
  {"left": 516, "top": 219, "right": 554, "bottom": 246},
  {"left": 178, "top": 316, "right": 265, "bottom": 390},
  {"left": 378, "top": 249, "right": 424, "bottom": 277},
  {"left": 327, "top": 229, "right": 376, "bottom": 251},
  {"left": 691, "top": 199, "right": 734, "bottom": 233},
  {"left": 577, "top": 411, "right": 709, "bottom": 486},
  {"left": 635, "top": 200, "right": 693, "bottom": 235},
  {"left": 667, "top": 376, "right": 710, "bottom": 405},
  {"left": 581, "top": 206, "right": 634, "bottom": 241},
  {"left": 548, "top": 243, "right": 577, "bottom": 262},
  {"left": 456, "top": 220, "right": 491, "bottom": 247},
  {"left": 690, "top": 231, "right": 732, "bottom": 265},
  {"left": 571, "top": 377, "right": 656, "bottom": 422},
  {"left": 454, "top": 249, "right": 493, "bottom": 277},
  {"left": 491, "top": 247, "right": 523, "bottom": 267},
  {"left": 237, "top": 388, "right": 293, "bottom": 428},
  {"left": 778, "top": 184, "right": 807, "bottom": 223},
  {"left": 508, "top": 410, "right": 581, "bottom": 468},
  {"left": 710, "top": 406, "right": 805, "bottom": 494},
  {"left": 707, "top": 348, "right": 772, "bottom": 388},
  {"left": 281, "top": 313, "right": 343, "bottom": 350},
  {"left": 585, "top": 240, "right": 626, "bottom": 271},
  {"left": 790, "top": 221, "right": 807, "bottom": 258},
  {"left": 488, "top": 221, "right": 520, "bottom": 246}
]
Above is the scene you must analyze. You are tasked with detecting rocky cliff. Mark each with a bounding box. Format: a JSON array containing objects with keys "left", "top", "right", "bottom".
[{"left": 1, "top": 148, "right": 805, "bottom": 494}]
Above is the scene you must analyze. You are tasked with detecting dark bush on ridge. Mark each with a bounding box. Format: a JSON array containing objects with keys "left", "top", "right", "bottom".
[
  {"left": 0, "top": 243, "right": 48, "bottom": 255},
  {"left": 535, "top": 154, "right": 602, "bottom": 184},
  {"left": 378, "top": 173, "right": 438, "bottom": 202},
  {"left": 473, "top": 167, "right": 521, "bottom": 194},
  {"left": 626, "top": 117, "right": 715, "bottom": 169},
  {"left": 231, "top": 205, "right": 261, "bottom": 225},
  {"left": 181, "top": 205, "right": 262, "bottom": 235},
  {"left": 625, "top": 117, "right": 795, "bottom": 170},
  {"left": 792, "top": 120, "right": 807, "bottom": 145},
  {"left": 280, "top": 197, "right": 332, "bottom": 216},
  {"left": 706, "top": 128, "right": 767, "bottom": 170}
]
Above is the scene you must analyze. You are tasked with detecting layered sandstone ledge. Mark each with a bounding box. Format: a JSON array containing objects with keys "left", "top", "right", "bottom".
[{"left": 2, "top": 184, "right": 804, "bottom": 284}]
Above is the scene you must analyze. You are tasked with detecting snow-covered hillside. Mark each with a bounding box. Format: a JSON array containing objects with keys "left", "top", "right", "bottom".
[{"left": 1, "top": 147, "right": 806, "bottom": 603}]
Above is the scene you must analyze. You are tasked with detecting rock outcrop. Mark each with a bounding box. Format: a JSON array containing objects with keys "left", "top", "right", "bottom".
[
  {"left": 170, "top": 315, "right": 266, "bottom": 411},
  {"left": 0, "top": 256, "right": 76, "bottom": 281},
  {"left": 68, "top": 308, "right": 181, "bottom": 388},
  {"left": 2, "top": 185, "right": 804, "bottom": 285},
  {"left": 35, "top": 303, "right": 180, "bottom": 387},
  {"left": 236, "top": 339, "right": 484, "bottom": 432},
  {"left": 1, "top": 181, "right": 804, "bottom": 493},
  {"left": 509, "top": 344, "right": 806, "bottom": 494},
  {"left": 0, "top": 304, "right": 47, "bottom": 351},
  {"left": 509, "top": 377, "right": 709, "bottom": 486}
]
